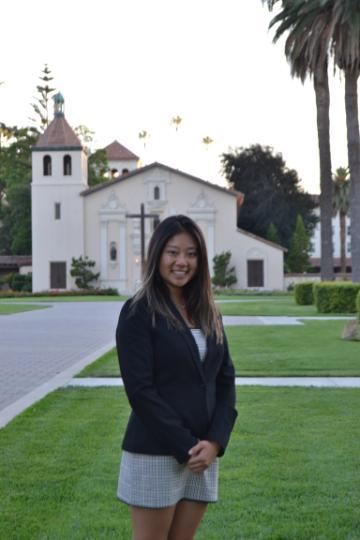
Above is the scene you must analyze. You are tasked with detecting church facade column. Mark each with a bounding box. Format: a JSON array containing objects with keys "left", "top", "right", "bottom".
[
  {"left": 119, "top": 218, "right": 127, "bottom": 282},
  {"left": 207, "top": 221, "right": 215, "bottom": 276},
  {"left": 100, "top": 220, "right": 108, "bottom": 280}
]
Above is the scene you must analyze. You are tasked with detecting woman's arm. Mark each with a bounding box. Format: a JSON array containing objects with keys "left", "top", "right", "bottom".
[{"left": 116, "top": 300, "right": 198, "bottom": 464}]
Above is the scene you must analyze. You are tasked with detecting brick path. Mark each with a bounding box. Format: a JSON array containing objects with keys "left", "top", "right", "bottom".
[{"left": 0, "top": 301, "right": 123, "bottom": 426}]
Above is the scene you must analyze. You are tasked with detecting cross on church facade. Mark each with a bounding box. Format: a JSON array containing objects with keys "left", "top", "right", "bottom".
[{"left": 126, "top": 203, "right": 159, "bottom": 274}]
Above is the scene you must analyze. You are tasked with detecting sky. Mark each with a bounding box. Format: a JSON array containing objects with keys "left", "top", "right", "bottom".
[{"left": 1, "top": 0, "right": 351, "bottom": 193}]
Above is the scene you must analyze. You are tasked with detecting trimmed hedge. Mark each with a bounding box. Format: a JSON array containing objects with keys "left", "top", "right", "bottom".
[
  {"left": 314, "top": 282, "right": 360, "bottom": 313},
  {"left": 294, "top": 282, "right": 315, "bottom": 305}
]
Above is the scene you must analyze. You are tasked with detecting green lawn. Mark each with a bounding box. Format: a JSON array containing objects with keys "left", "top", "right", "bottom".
[
  {"left": 0, "top": 295, "right": 128, "bottom": 303},
  {"left": 217, "top": 296, "right": 354, "bottom": 317},
  {"left": 1, "top": 387, "right": 359, "bottom": 539},
  {"left": 78, "top": 320, "right": 360, "bottom": 378},
  {"left": 0, "top": 303, "right": 49, "bottom": 315}
]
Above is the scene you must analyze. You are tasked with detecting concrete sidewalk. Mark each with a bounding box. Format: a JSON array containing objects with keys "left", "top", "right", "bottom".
[{"left": 67, "top": 376, "right": 360, "bottom": 388}]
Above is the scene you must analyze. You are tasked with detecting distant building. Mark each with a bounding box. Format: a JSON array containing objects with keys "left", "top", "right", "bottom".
[
  {"left": 31, "top": 94, "right": 286, "bottom": 294},
  {"left": 309, "top": 195, "right": 351, "bottom": 272}
]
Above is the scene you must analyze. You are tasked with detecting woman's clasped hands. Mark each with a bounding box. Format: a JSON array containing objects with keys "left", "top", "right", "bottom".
[{"left": 187, "top": 440, "right": 220, "bottom": 473}]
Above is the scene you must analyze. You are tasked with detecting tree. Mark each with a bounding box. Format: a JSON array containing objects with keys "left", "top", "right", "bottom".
[
  {"left": 70, "top": 256, "right": 100, "bottom": 289},
  {"left": 264, "top": 0, "right": 335, "bottom": 280},
  {"left": 329, "top": 0, "right": 360, "bottom": 282},
  {"left": 171, "top": 116, "right": 182, "bottom": 132},
  {"left": 212, "top": 251, "right": 237, "bottom": 288},
  {"left": 266, "top": 222, "right": 281, "bottom": 244},
  {"left": 202, "top": 136, "right": 214, "bottom": 149},
  {"left": 88, "top": 149, "right": 108, "bottom": 187},
  {"left": 333, "top": 167, "right": 350, "bottom": 275},
  {"left": 0, "top": 126, "right": 37, "bottom": 254},
  {"left": 29, "top": 64, "right": 56, "bottom": 132},
  {"left": 221, "top": 144, "right": 317, "bottom": 249},
  {"left": 287, "top": 214, "right": 311, "bottom": 273}
]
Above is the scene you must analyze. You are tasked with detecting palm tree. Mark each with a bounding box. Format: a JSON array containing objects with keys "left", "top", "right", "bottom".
[
  {"left": 333, "top": 167, "right": 350, "bottom": 276},
  {"left": 171, "top": 116, "right": 182, "bottom": 132},
  {"left": 265, "top": 0, "right": 334, "bottom": 280},
  {"left": 138, "top": 130, "right": 149, "bottom": 148},
  {"left": 202, "top": 136, "right": 214, "bottom": 149},
  {"left": 329, "top": 0, "right": 360, "bottom": 281}
]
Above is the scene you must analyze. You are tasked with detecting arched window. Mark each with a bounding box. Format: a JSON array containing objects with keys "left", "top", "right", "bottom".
[
  {"left": 154, "top": 186, "right": 160, "bottom": 200},
  {"left": 111, "top": 168, "right": 119, "bottom": 178},
  {"left": 43, "top": 155, "right": 52, "bottom": 176},
  {"left": 110, "top": 242, "right": 117, "bottom": 261},
  {"left": 122, "top": 168, "right": 129, "bottom": 175},
  {"left": 63, "top": 155, "right": 72, "bottom": 175}
]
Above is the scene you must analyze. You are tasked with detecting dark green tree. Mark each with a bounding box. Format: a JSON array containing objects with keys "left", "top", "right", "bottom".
[
  {"left": 287, "top": 214, "right": 311, "bottom": 273},
  {"left": 29, "top": 64, "right": 55, "bottom": 132},
  {"left": 70, "top": 256, "right": 100, "bottom": 289},
  {"left": 212, "top": 251, "right": 237, "bottom": 287},
  {"left": 0, "top": 126, "right": 37, "bottom": 254},
  {"left": 266, "top": 222, "right": 281, "bottom": 244},
  {"left": 222, "top": 144, "right": 317, "bottom": 249},
  {"left": 88, "top": 149, "right": 108, "bottom": 186}
]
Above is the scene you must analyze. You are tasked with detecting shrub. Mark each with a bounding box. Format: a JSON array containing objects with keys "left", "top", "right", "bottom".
[
  {"left": 314, "top": 282, "right": 360, "bottom": 313},
  {"left": 212, "top": 251, "right": 237, "bottom": 288},
  {"left": 70, "top": 256, "right": 100, "bottom": 289},
  {"left": 294, "top": 282, "right": 315, "bottom": 305},
  {"left": 10, "top": 273, "right": 32, "bottom": 292},
  {"left": 357, "top": 290, "right": 360, "bottom": 321}
]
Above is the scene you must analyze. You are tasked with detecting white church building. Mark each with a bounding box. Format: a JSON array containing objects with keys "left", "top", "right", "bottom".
[{"left": 31, "top": 94, "right": 285, "bottom": 294}]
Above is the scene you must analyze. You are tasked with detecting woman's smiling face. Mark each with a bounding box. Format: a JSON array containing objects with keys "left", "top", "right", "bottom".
[{"left": 159, "top": 232, "right": 198, "bottom": 293}]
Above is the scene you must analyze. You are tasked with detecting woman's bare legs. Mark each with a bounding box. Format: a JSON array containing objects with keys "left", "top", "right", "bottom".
[
  {"left": 131, "top": 501, "right": 208, "bottom": 540},
  {"left": 168, "top": 501, "right": 208, "bottom": 540},
  {"left": 131, "top": 505, "right": 176, "bottom": 540}
]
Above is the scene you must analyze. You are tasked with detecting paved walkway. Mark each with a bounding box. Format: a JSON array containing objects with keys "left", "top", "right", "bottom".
[
  {"left": 0, "top": 301, "right": 123, "bottom": 428},
  {"left": 0, "top": 300, "right": 357, "bottom": 428},
  {"left": 67, "top": 376, "right": 360, "bottom": 388}
]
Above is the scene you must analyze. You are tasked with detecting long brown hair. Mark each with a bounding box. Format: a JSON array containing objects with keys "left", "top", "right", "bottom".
[{"left": 132, "top": 215, "right": 223, "bottom": 343}]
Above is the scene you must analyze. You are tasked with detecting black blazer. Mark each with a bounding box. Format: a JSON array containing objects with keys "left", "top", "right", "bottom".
[{"left": 116, "top": 297, "right": 237, "bottom": 464}]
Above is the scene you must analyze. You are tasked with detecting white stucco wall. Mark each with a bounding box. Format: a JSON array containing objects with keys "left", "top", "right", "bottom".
[
  {"left": 83, "top": 166, "right": 285, "bottom": 293},
  {"left": 31, "top": 149, "right": 87, "bottom": 292}
]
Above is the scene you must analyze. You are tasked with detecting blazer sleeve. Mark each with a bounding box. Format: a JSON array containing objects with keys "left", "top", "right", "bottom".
[
  {"left": 116, "top": 299, "right": 198, "bottom": 464},
  {"left": 205, "top": 330, "right": 238, "bottom": 456}
]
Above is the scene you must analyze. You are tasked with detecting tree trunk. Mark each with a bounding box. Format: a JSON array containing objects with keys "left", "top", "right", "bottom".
[
  {"left": 314, "top": 66, "right": 333, "bottom": 280},
  {"left": 345, "top": 70, "right": 360, "bottom": 282},
  {"left": 339, "top": 210, "right": 347, "bottom": 276}
]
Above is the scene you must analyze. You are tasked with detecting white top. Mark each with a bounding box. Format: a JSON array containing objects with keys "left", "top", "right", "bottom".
[{"left": 190, "top": 329, "right": 207, "bottom": 362}]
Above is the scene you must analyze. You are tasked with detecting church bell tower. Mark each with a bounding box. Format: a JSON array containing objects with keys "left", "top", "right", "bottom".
[{"left": 31, "top": 93, "right": 88, "bottom": 292}]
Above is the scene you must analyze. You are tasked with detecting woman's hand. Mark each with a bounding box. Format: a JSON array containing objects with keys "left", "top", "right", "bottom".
[{"left": 187, "top": 440, "right": 220, "bottom": 473}]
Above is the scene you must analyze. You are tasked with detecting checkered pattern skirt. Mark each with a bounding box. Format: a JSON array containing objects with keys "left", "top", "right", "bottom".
[{"left": 117, "top": 451, "right": 218, "bottom": 508}]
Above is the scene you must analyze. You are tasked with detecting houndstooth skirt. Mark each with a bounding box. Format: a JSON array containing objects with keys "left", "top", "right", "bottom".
[{"left": 117, "top": 451, "right": 218, "bottom": 508}]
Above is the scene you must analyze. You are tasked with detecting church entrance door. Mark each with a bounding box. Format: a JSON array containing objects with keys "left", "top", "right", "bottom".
[{"left": 50, "top": 262, "right": 67, "bottom": 289}]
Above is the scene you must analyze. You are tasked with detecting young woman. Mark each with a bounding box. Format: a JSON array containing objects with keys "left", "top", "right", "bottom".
[{"left": 116, "top": 215, "right": 237, "bottom": 540}]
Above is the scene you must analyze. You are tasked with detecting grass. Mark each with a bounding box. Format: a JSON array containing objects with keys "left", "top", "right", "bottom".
[
  {"left": 216, "top": 295, "right": 354, "bottom": 317},
  {"left": 78, "top": 320, "right": 360, "bottom": 378},
  {"left": 0, "top": 303, "right": 49, "bottom": 315},
  {"left": 0, "top": 295, "right": 128, "bottom": 303},
  {"left": 1, "top": 387, "right": 360, "bottom": 539}
]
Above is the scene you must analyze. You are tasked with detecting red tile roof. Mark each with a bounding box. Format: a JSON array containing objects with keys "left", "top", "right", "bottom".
[
  {"left": 35, "top": 116, "right": 82, "bottom": 148},
  {"left": 104, "top": 140, "right": 139, "bottom": 161}
]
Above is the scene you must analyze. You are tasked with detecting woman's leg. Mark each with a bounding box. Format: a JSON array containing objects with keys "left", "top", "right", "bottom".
[
  {"left": 168, "top": 500, "right": 208, "bottom": 540},
  {"left": 131, "top": 505, "right": 176, "bottom": 540}
]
